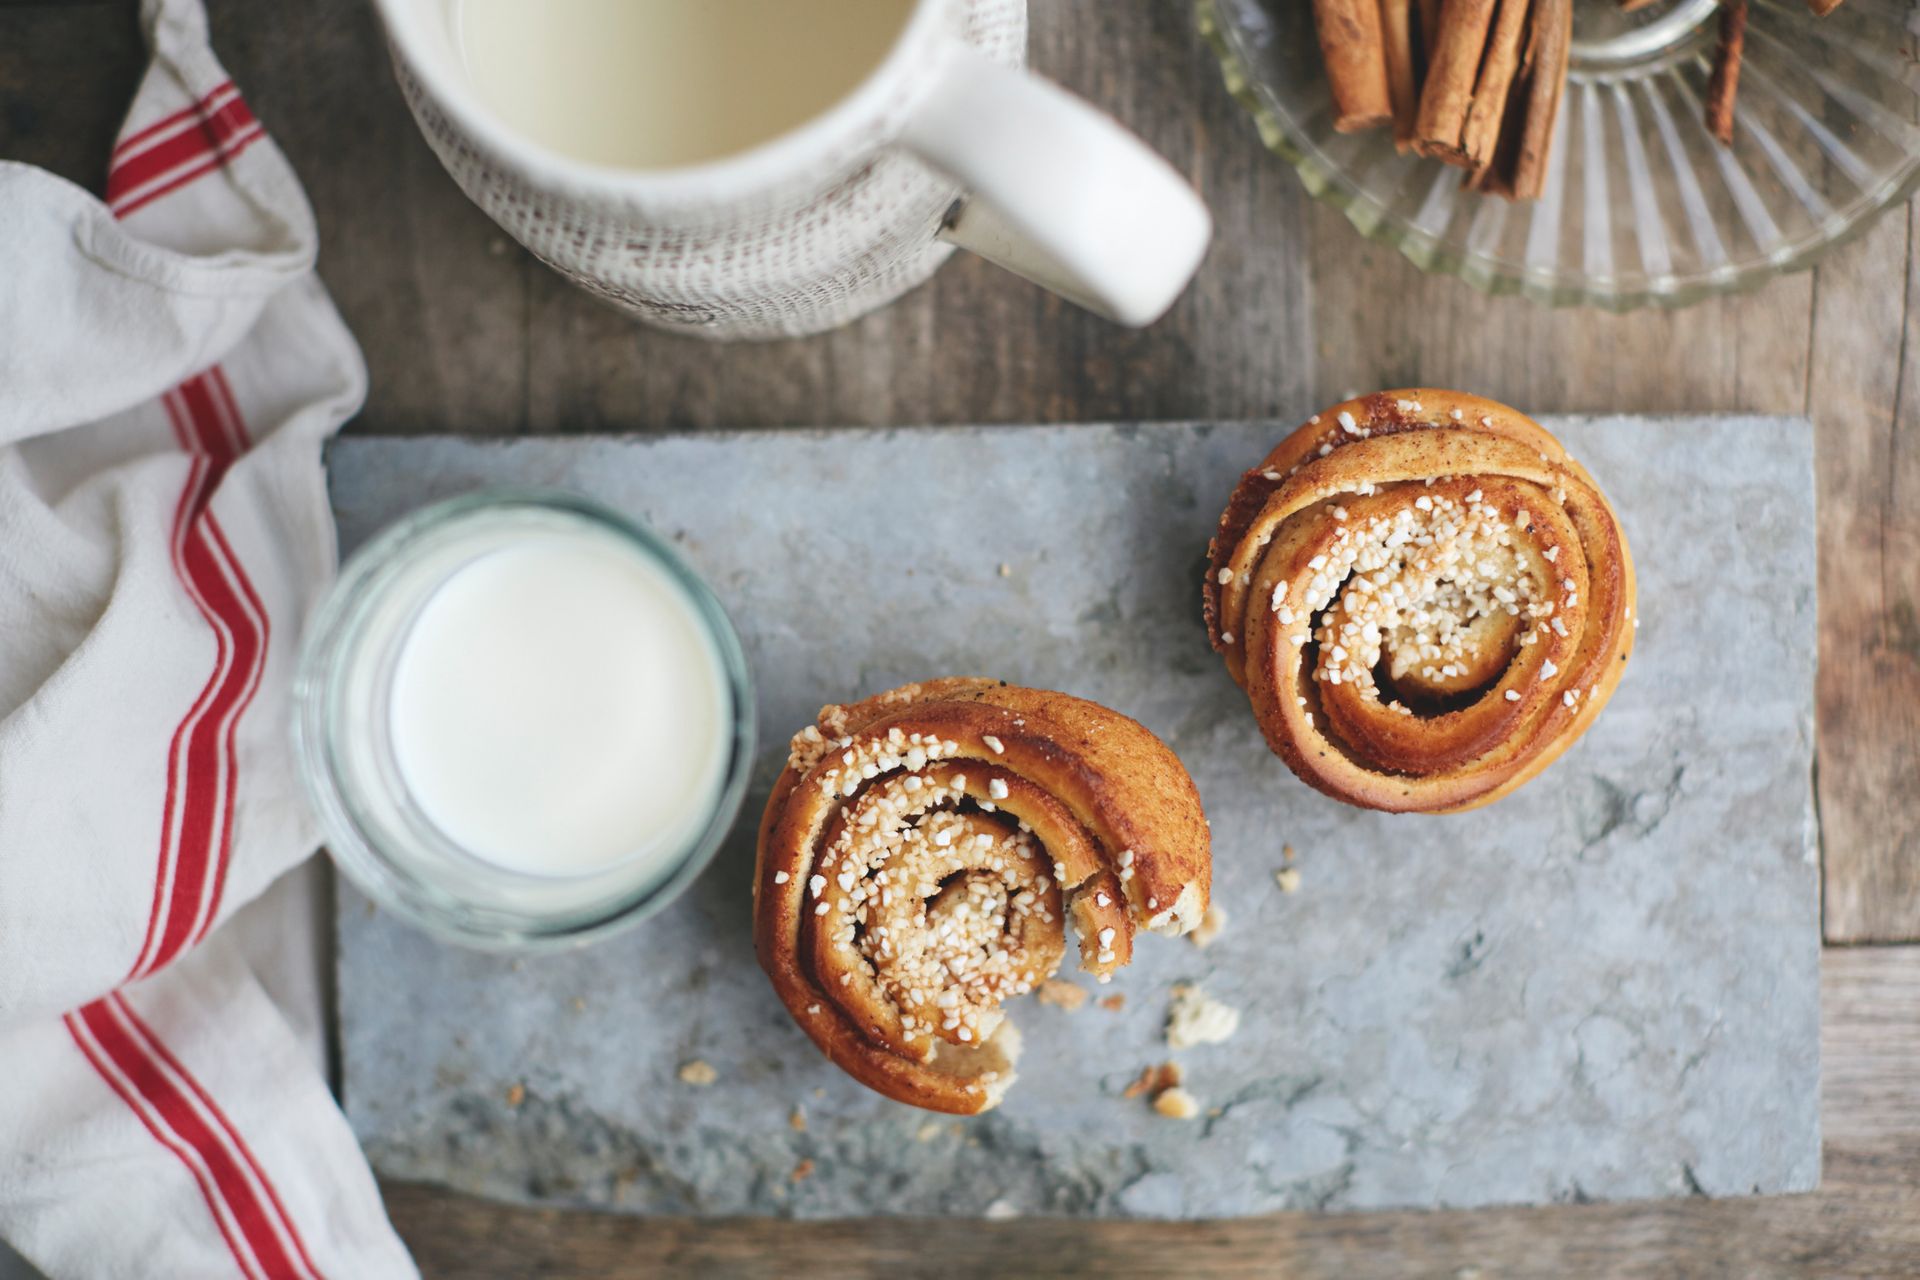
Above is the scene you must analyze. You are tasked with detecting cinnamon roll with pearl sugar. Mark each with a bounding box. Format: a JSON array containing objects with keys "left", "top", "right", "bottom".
[
  {"left": 1204, "top": 390, "right": 1636, "bottom": 813},
  {"left": 754, "top": 679, "right": 1210, "bottom": 1114}
]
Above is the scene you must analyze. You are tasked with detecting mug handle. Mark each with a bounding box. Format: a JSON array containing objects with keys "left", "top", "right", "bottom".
[{"left": 900, "top": 44, "right": 1213, "bottom": 328}]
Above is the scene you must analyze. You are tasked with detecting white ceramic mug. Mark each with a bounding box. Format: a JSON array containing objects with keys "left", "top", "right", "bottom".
[{"left": 372, "top": 0, "right": 1212, "bottom": 340}]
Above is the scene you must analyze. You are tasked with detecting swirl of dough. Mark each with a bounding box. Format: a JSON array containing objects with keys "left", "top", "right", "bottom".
[
  {"left": 1204, "top": 390, "right": 1636, "bottom": 813},
  {"left": 754, "top": 679, "right": 1210, "bottom": 1113}
]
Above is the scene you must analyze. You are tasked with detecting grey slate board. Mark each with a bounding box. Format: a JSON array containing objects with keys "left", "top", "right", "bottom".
[{"left": 328, "top": 417, "right": 1820, "bottom": 1219}]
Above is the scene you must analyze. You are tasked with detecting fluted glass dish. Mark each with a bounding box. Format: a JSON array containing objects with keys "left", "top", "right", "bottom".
[{"left": 1198, "top": 0, "right": 1920, "bottom": 309}]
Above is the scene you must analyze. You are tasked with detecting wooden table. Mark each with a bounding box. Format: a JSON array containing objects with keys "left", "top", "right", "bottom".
[{"left": 6, "top": 1, "right": 1917, "bottom": 1274}]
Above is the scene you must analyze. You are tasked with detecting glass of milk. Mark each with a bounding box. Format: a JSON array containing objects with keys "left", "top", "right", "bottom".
[{"left": 294, "top": 491, "right": 754, "bottom": 949}]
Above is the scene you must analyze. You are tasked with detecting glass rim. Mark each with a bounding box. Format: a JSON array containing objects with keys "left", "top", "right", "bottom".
[{"left": 293, "top": 487, "right": 757, "bottom": 952}]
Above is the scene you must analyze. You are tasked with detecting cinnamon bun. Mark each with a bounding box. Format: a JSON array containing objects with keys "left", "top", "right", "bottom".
[
  {"left": 754, "top": 679, "right": 1210, "bottom": 1113},
  {"left": 1204, "top": 390, "right": 1635, "bottom": 813}
]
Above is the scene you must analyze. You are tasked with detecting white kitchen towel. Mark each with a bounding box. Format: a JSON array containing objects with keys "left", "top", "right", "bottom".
[{"left": 0, "top": 0, "right": 416, "bottom": 1274}]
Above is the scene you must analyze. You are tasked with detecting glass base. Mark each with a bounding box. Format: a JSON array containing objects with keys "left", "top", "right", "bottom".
[{"left": 1200, "top": 0, "right": 1920, "bottom": 310}]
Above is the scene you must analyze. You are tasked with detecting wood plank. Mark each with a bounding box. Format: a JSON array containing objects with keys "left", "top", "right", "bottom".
[
  {"left": 1299, "top": 199, "right": 1813, "bottom": 417},
  {"left": 204, "top": 0, "right": 531, "bottom": 436},
  {"left": 1808, "top": 203, "right": 1920, "bottom": 943},
  {"left": 1824, "top": 944, "right": 1920, "bottom": 1150},
  {"left": 518, "top": 1, "right": 1313, "bottom": 432},
  {"left": 384, "top": 946, "right": 1920, "bottom": 1279},
  {"left": 0, "top": 3, "right": 143, "bottom": 195}
]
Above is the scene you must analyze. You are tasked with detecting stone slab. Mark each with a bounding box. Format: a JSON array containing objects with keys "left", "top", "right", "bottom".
[{"left": 328, "top": 417, "right": 1820, "bottom": 1219}]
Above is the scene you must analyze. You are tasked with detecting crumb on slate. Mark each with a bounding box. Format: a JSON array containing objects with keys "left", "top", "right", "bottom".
[
  {"left": 789, "top": 1107, "right": 807, "bottom": 1132},
  {"left": 1123, "top": 1061, "right": 1184, "bottom": 1100},
  {"left": 1190, "top": 902, "right": 1228, "bottom": 948},
  {"left": 505, "top": 1083, "right": 525, "bottom": 1108},
  {"left": 791, "top": 1159, "right": 814, "bottom": 1182},
  {"left": 1166, "top": 983, "right": 1242, "bottom": 1049},
  {"left": 917, "top": 1122, "right": 944, "bottom": 1142},
  {"left": 1153, "top": 1086, "right": 1201, "bottom": 1120},
  {"left": 1275, "top": 866, "right": 1302, "bottom": 894},
  {"left": 678, "top": 1059, "right": 718, "bottom": 1087},
  {"left": 1037, "top": 978, "right": 1088, "bottom": 1010},
  {"left": 1099, "top": 993, "right": 1126, "bottom": 1012}
]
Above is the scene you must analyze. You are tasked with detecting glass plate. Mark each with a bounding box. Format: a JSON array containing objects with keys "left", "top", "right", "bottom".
[{"left": 1198, "top": 0, "right": 1920, "bottom": 309}]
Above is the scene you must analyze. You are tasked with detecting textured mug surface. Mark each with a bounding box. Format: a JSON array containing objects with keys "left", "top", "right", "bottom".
[{"left": 385, "top": 0, "right": 1026, "bottom": 340}]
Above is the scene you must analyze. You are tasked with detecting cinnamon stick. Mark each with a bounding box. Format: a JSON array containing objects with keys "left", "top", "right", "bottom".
[
  {"left": 1413, "top": 0, "right": 1499, "bottom": 163},
  {"left": 1706, "top": 0, "right": 1748, "bottom": 145},
  {"left": 1312, "top": 0, "right": 1394, "bottom": 133},
  {"left": 1416, "top": 0, "right": 1445, "bottom": 62},
  {"left": 1379, "top": 0, "right": 1421, "bottom": 148},
  {"left": 1459, "top": 0, "right": 1534, "bottom": 174},
  {"left": 1508, "top": 0, "right": 1571, "bottom": 199}
]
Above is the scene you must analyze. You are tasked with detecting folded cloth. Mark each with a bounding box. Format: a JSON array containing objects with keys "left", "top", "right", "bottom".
[{"left": 0, "top": 0, "right": 416, "bottom": 1273}]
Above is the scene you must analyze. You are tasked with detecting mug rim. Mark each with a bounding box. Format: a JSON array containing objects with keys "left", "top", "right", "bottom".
[{"left": 371, "top": 0, "right": 950, "bottom": 208}]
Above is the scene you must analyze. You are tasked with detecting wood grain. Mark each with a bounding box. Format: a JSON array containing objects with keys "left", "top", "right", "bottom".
[
  {"left": 209, "top": 0, "right": 532, "bottom": 437},
  {"left": 1807, "top": 204, "right": 1920, "bottom": 944},
  {"left": 1298, "top": 198, "right": 1814, "bottom": 416},
  {"left": 0, "top": 2, "right": 142, "bottom": 194},
  {"left": 385, "top": 947, "right": 1920, "bottom": 1280}
]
